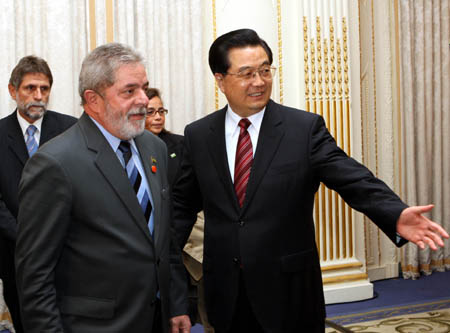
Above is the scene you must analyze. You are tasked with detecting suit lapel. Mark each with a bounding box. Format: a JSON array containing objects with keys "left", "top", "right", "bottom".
[
  {"left": 6, "top": 112, "right": 28, "bottom": 166},
  {"left": 242, "top": 100, "right": 284, "bottom": 212},
  {"left": 135, "top": 135, "right": 162, "bottom": 247},
  {"left": 40, "top": 112, "right": 60, "bottom": 145},
  {"left": 79, "top": 113, "right": 154, "bottom": 245},
  {"left": 6, "top": 111, "right": 62, "bottom": 166},
  {"left": 206, "top": 107, "right": 240, "bottom": 210}
]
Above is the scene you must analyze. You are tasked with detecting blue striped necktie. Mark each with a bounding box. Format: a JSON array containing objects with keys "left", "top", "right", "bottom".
[
  {"left": 26, "top": 125, "right": 38, "bottom": 157},
  {"left": 118, "top": 141, "right": 153, "bottom": 234}
]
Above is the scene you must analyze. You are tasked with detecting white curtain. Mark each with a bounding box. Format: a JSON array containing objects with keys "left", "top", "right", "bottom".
[
  {"left": 400, "top": 0, "right": 450, "bottom": 278},
  {"left": 0, "top": 0, "right": 89, "bottom": 119},
  {"left": 112, "top": 0, "right": 206, "bottom": 135}
]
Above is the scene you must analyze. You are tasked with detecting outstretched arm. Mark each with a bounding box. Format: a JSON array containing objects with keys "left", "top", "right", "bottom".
[{"left": 397, "top": 204, "right": 449, "bottom": 250}]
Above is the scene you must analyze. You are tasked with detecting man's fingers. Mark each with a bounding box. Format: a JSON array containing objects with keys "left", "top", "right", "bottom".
[
  {"left": 430, "top": 222, "right": 449, "bottom": 238},
  {"left": 170, "top": 320, "right": 179, "bottom": 333},
  {"left": 416, "top": 240, "right": 426, "bottom": 250},
  {"left": 414, "top": 204, "right": 434, "bottom": 214},
  {"left": 170, "top": 316, "right": 191, "bottom": 333},
  {"left": 422, "top": 235, "right": 438, "bottom": 251},
  {"left": 427, "top": 228, "right": 445, "bottom": 248}
]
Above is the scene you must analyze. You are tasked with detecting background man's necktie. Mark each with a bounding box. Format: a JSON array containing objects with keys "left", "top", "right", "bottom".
[
  {"left": 118, "top": 141, "right": 153, "bottom": 234},
  {"left": 234, "top": 118, "right": 253, "bottom": 207},
  {"left": 26, "top": 125, "right": 38, "bottom": 157}
]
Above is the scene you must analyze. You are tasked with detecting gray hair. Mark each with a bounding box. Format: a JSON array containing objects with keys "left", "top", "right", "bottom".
[{"left": 79, "top": 43, "right": 144, "bottom": 105}]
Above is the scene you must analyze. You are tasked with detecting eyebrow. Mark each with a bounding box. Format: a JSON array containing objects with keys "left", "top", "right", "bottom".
[
  {"left": 237, "top": 60, "right": 271, "bottom": 72},
  {"left": 121, "top": 81, "right": 149, "bottom": 90},
  {"left": 24, "top": 84, "right": 50, "bottom": 88}
]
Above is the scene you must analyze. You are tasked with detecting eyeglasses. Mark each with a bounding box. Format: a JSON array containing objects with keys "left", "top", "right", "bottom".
[
  {"left": 147, "top": 108, "right": 168, "bottom": 116},
  {"left": 226, "top": 66, "right": 277, "bottom": 81}
]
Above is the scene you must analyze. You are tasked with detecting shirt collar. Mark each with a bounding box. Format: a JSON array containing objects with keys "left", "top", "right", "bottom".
[
  {"left": 225, "top": 105, "right": 266, "bottom": 136},
  {"left": 16, "top": 109, "right": 43, "bottom": 136}
]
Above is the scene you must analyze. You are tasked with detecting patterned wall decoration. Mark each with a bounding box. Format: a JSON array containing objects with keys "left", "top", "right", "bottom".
[{"left": 302, "top": 1, "right": 357, "bottom": 277}]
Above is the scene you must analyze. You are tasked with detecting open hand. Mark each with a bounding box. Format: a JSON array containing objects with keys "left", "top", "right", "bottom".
[{"left": 397, "top": 204, "right": 449, "bottom": 250}]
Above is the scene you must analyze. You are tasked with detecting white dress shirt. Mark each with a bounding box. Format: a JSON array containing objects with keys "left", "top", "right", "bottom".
[
  {"left": 17, "top": 110, "right": 43, "bottom": 145},
  {"left": 225, "top": 106, "right": 265, "bottom": 182}
]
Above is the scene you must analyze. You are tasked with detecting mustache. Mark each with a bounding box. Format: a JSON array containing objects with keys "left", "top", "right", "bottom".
[
  {"left": 26, "top": 102, "right": 47, "bottom": 110},
  {"left": 127, "top": 107, "right": 147, "bottom": 117}
]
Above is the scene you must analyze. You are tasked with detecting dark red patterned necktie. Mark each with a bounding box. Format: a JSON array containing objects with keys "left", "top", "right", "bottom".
[{"left": 234, "top": 118, "right": 253, "bottom": 207}]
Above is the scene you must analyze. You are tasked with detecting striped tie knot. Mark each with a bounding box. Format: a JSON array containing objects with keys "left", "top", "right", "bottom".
[
  {"left": 26, "top": 125, "right": 38, "bottom": 156},
  {"left": 118, "top": 141, "right": 132, "bottom": 165},
  {"left": 238, "top": 118, "right": 251, "bottom": 131}
]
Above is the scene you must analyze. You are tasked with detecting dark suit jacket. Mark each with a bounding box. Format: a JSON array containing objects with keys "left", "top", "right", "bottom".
[
  {"left": 15, "top": 113, "right": 188, "bottom": 332},
  {"left": 159, "top": 131, "right": 184, "bottom": 187},
  {"left": 0, "top": 110, "right": 76, "bottom": 332},
  {"left": 173, "top": 100, "right": 408, "bottom": 332}
]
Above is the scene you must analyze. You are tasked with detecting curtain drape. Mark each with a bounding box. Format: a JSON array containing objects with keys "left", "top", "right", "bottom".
[
  {"left": 0, "top": 0, "right": 89, "bottom": 119},
  {"left": 112, "top": 0, "right": 206, "bottom": 134},
  {"left": 399, "top": 0, "right": 450, "bottom": 279}
]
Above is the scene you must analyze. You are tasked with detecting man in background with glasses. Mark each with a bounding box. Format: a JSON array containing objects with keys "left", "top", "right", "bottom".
[{"left": 172, "top": 28, "right": 448, "bottom": 332}]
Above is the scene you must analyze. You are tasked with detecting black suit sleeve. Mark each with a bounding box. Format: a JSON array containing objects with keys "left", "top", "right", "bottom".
[
  {"left": 309, "top": 115, "right": 408, "bottom": 244},
  {"left": 0, "top": 192, "right": 17, "bottom": 240},
  {"left": 15, "top": 151, "right": 72, "bottom": 332},
  {"left": 172, "top": 128, "right": 203, "bottom": 248},
  {"left": 154, "top": 140, "right": 190, "bottom": 319},
  {"left": 169, "top": 216, "right": 190, "bottom": 318}
]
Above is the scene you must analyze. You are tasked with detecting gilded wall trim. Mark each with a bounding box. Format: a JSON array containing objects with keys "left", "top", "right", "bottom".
[
  {"left": 88, "top": 0, "right": 114, "bottom": 50},
  {"left": 89, "top": 0, "right": 97, "bottom": 50},
  {"left": 303, "top": 10, "right": 354, "bottom": 262},
  {"left": 358, "top": 0, "right": 370, "bottom": 271},
  {"left": 370, "top": 0, "right": 382, "bottom": 264},
  {"left": 394, "top": 0, "right": 402, "bottom": 196},
  {"left": 212, "top": 0, "right": 219, "bottom": 110},
  {"left": 105, "top": 0, "right": 113, "bottom": 43},
  {"left": 277, "top": 0, "right": 284, "bottom": 103},
  {"left": 371, "top": 0, "right": 379, "bottom": 177}
]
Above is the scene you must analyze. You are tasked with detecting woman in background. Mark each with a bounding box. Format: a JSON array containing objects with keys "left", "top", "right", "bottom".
[{"left": 145, "top": 88, "right": 184, "bottom": 187}]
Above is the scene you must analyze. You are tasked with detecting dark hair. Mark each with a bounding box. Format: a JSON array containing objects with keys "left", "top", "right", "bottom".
[
  {"left": 208, "top": 28, "right": 273, "bottom": 75},
  {"left": 145, "top": 87, "right": 168, "bottom": 135},
  {"left": 9, "top": 55, "right": 53, "bottom": 89},
  {"left": 145, "top": 87, "right": 162, "bottom": 102}
]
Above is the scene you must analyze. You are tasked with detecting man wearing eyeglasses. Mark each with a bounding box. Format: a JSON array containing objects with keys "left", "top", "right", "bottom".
[{"left": 172, "top": 29, "right": 449, "bottom": 332}]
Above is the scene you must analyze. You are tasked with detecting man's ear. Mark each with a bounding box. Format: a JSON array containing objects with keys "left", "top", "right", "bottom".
[
  {"left": 84, "top": 90, "right": 99, "bottom": 104},
  {"left": 83, "top": 90, "right": 103, "bottom": 116},
  {"left": 214, "top": 73, "right": 226, "bottom": 93},
  {"left": 8, "top": 84, "right": 17, "bottom": 101}
]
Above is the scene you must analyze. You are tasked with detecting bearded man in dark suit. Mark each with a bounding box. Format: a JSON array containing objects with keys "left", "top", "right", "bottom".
[
  {"left": 172, "top": 29, "right": 449, "bottom": 332},
  {"left": 15, "top": 44, "right": 191, "bottom": 333},
  {"left": 0, "top": 55, "right": 76, "bottom": 333}
]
